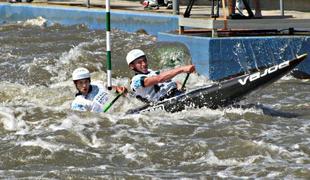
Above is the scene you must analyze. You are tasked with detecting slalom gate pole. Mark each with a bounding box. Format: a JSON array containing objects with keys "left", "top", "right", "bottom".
[{"left": 106, "top": 0, "right": 112, "bottom": 90}]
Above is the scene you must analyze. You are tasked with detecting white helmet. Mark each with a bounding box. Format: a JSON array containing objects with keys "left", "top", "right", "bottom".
[
  {"left": 72, "top": 67, "right": 90, "bottom": 81},
  {"left": 126, "top": 49, "right": 145, "bottom": 65}
]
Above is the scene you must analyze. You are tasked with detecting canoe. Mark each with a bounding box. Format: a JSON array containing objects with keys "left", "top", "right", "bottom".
[{"left": 126, "top": 54, "right": 308, "bottom": 114}]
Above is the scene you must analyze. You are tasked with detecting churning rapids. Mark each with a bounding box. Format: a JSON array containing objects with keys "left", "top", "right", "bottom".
[{"left": 0, "top": 17, "right": 309, "bottom": 179}]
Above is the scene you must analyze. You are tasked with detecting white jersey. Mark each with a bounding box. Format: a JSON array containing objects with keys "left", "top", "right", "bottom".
[
  {"left": 71, "top": 82, "right": 110, "bottom": 113},
  {"left": 130, "top": 69, "right": 177, "bottom": 102}
]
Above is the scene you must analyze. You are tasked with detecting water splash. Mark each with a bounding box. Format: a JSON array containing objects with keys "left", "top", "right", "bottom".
[
  {"left": 18, "top": 16, "right": 47, "bottom": 27},
  {"left": 0, "top": 20, "right": 309, "bottom": 179}
]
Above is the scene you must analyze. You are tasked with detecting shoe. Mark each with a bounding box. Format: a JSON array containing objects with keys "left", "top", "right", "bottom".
[
  {"left": 255, "top": 11, "right": 262, "bottom": 18},
  {"left": 236, "top": 0, "right": 245, "bottom": 10},
  {"left": 166, "top": 2, "right": 172, "bottom": 9},
  {"left": 229, "top": 13, "right": 250, "bottom": 19}
]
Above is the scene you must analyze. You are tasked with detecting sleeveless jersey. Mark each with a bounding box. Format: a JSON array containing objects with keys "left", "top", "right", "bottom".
[
  {"left": 130, "top": 69, "right": 177, "bottom": 102},
  {"left": 71, "top": 82, "right": 109, "bottom": 113}
]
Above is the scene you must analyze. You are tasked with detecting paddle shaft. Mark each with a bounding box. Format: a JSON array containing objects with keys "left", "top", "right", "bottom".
[
  {"left": 103, "top": 93, "right": 123, "bottom": 112},
  {"left": 181, "top": 73, "right": 190, "bottom": 90}
]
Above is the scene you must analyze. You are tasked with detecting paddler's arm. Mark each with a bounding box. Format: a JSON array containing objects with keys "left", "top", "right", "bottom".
[{"left": 143, "top": 65, "right": 195, "bottom": 87}]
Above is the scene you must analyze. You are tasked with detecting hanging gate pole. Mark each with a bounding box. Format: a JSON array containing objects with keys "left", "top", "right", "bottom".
[{"left": 106, "top": 0, "right": 112, "bottom": 90}]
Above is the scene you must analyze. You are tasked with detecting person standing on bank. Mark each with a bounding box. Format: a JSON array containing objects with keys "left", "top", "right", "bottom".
[
  {"left": 253, "top": 0, "right": 262, "bottom": 18},
  {"left": 71, "top": 67, "right": 127, "bottom": 112},
  {"left": 126, "top": 49, "right": 195, "bottom": 103}
]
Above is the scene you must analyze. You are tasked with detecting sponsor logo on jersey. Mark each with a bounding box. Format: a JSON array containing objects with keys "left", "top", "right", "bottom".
[{"left": 94, "top": 91, "right": 109, "bottom": 104}]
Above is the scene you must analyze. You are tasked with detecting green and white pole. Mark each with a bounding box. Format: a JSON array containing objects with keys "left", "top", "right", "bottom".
[{"left": 106, "top": 0, "right": 112, "bottom": 90}]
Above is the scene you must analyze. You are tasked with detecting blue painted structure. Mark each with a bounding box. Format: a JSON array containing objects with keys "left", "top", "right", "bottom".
[
  {"left": 158, "top": 33, "right": 310, "bottom": 79},
  {"left": 0, "top": 3, "right": 309, "bottom": 79},
  {"left": 0, "top": 4, "right": 178, "bottom": 35}
]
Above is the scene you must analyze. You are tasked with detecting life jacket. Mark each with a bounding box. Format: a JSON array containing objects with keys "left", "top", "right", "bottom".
[
  {"left": 71, "top": 82, "right": 110, "bottom": 113},
  {"left": 130, "top": 69, "right": 178, "bottom": 103}
]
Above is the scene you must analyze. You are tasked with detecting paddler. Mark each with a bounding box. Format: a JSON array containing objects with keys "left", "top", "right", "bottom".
[
  {"left": 126, "top": 49, "right": 195, "bottom": 103},
  {"left": 71, "top": 67, "right": 127, "bottom": 112}
]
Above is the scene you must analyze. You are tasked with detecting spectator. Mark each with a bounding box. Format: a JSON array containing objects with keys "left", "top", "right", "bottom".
[
  {"left": 230, "top": 0, "right": 262, "bottom": 18},
  {"left": 253, "top": 0, "right": 262, "bottom": 18}
]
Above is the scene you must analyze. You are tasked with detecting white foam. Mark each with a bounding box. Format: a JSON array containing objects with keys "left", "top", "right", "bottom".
[
  {"left": 253, "top": 140, "right": 292, "bottom": 157},
  {"left": 0, "top": 107, "right": 28, "bottom": 132},
  {"left": 49, "top": 118, "right": 73, "bottom": 131},
  {"left": 181, "top": 150, "right": 261, "bottom": 167},
  {"left": 46, "top": 39, "right": 104, "bottom": 82},
  {"left": 267, "top": 171, "right": 282, "bottom": 178},
  {"left": 18, "top": 138, "right": 63, "bottom": 152},
  {"left": 261, "top": 94, "right": 275, "bottom": 99},
  {"left": 20, "top": 16, "right": 47, "bottom": 27},
  {"left": 173, "top": 73, "right": 212, "bottom": 89},
  {"left": 119, "top": 143, "right": 148, "bottom": 161},
  {"left": 224, "top": 106, "right": 263, "bottom": 115}
]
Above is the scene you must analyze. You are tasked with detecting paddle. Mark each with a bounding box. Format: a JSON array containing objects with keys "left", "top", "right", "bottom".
[
  {"left": 103, "top": 92, "right": 123, "bottom": 112},
  {"left": 181, "top": 73, "right": 190, "bottom": 91}
]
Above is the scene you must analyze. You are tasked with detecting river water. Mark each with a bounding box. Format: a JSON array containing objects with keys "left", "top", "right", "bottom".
[{"left": 0, "top": 17, "right": 309, "bottom": 179}]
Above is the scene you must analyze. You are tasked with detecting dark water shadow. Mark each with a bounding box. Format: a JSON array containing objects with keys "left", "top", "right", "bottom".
[{"left": 231, "top": 103, "right": 300, "bottom": 118}]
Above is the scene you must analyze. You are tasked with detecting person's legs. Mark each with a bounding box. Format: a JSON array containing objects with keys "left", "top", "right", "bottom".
[
  {"left": 229, "top": 0, "right": 236, "bottom": 15},
  {"left": 236, "top": 0, "right": 244, "bottom": 11},
  {"left": 253, "top": 0, "right": 262, "bottom": 17}
]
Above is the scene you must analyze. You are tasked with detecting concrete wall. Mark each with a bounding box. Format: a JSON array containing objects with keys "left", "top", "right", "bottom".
[
  {"left": 0, "top": 4, "right": 178, "bottom": 35},
  {"left": 158, "top": 33, "right": 310, "bottom": 80}
]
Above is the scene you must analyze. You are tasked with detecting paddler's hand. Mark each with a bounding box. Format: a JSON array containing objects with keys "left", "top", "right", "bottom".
[
  {"left": 115, "top": 86, "right": 128, "bottom": 95},
  {"left": 182, "top": 65, "right": 195, "bottom": 74}
]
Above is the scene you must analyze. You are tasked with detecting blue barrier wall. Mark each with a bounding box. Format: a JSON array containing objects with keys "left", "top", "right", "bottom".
[
  {"left": 0, "top": 4, "right": 178, "bottom": 35},
  {"left": 1, "top": 3, "right": 309, "bottom": 80},
  {"left": 158, "top": 32, "right": 310, "bottom": 80}
]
